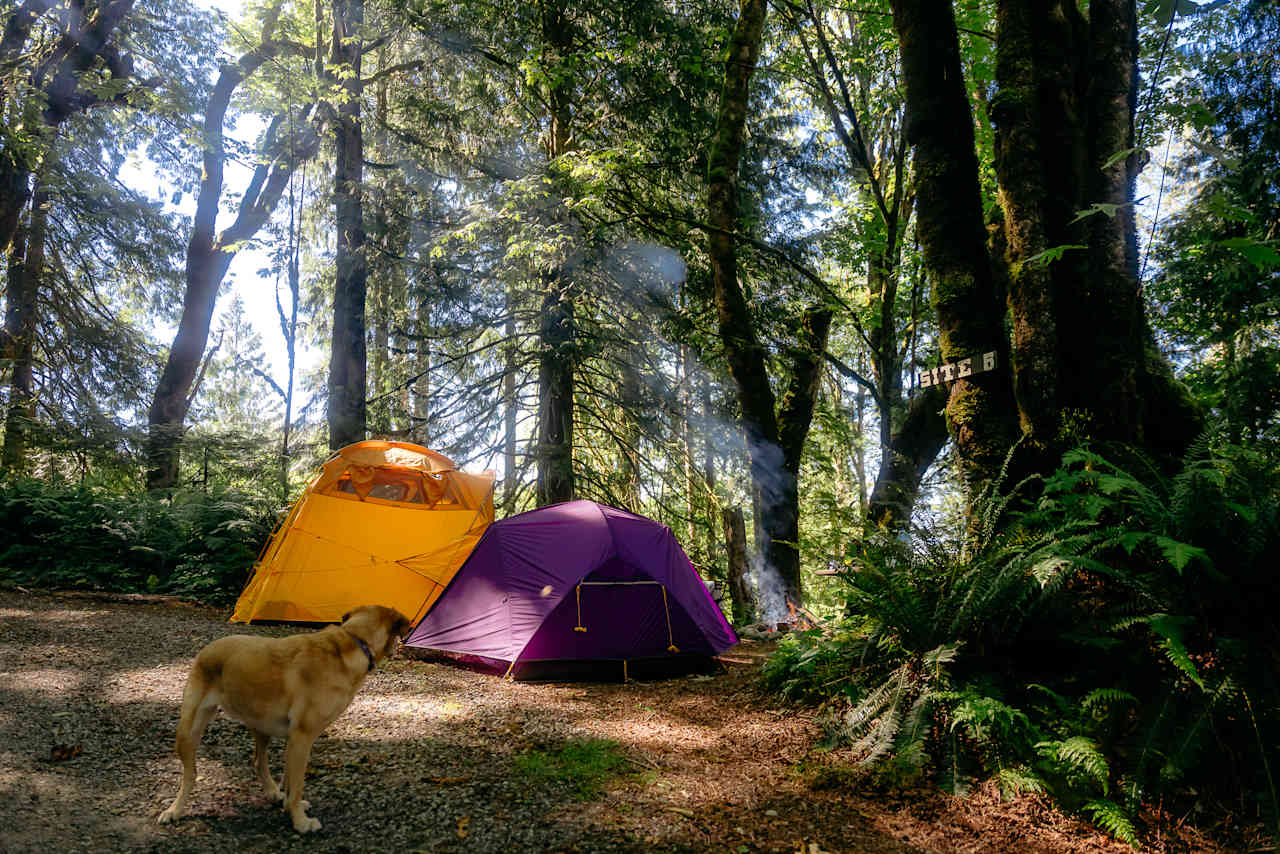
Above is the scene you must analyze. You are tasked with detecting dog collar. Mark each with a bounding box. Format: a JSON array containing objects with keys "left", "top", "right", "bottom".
[{"left": 348, "top": 633, "right": 376, "bottom": 672}]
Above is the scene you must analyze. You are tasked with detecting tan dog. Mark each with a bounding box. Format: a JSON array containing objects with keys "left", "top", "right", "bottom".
[{"left": 157, "top": 605, "right": 411, "bottom": 833}]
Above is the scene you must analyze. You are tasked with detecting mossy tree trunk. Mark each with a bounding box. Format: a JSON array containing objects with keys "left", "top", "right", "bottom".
[
  {"left": 889, "top": 0, "right": 1020, "bottom": 497},
  {"left": 889, "top": 0, "right": 1200, "bottom": 496}
]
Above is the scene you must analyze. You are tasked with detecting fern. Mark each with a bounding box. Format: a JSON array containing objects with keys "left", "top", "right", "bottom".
[
  {"left": 1038, "top": 737, "right": 1110, "bottom": 795},
  {"left": 997, "top": 766, "right": 1047, "bottom": 799},
  {"left": 1083, "top": 799, "right": 1138, "bottom": 846},
  {"left": 1081, "top": 689, "right": 1138, "bottom": 714},
  {"left": 769, "top": 439, "right": 1280, "bottom": 843}
]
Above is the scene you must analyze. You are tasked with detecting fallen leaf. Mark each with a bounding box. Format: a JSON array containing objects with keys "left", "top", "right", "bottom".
[{"left": 49, "top": 744, "right": 82, "bottom": 762}]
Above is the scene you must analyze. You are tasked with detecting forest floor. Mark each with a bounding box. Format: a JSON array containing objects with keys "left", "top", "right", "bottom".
[{"left": 0, "top": 589, "right": 1254, "bottom": 853}]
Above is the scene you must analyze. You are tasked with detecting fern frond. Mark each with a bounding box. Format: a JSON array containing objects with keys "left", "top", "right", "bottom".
[
  {"left": 1083, "top": 799, "right": 1139, "bottom": 846},
  {"left": 997, "top": 766, "right": 1047, "bottom": 799},
  {"left": 1082, "top": 688, "right": 1138, "bottom": 713},
  {"left": 1038, "top": 736, "right": 1110, "bottom": 794},
  {"left": 1146, "top": 614, "right": 1205, "bottom": 690}
]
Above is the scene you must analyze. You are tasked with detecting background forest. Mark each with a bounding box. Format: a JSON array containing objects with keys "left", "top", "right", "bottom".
[{"left": 1, "top": 0, "right": 1277, "bottom": 845}]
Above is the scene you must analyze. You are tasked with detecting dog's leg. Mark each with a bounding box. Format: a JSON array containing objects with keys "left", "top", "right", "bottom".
[
  {"left": 252, "top": 731, "right": 283, "bottom": 803},
  {"left": 282, "top": 731, "right": 321, "bottom": 833},
  {"left": 157, "top": 681, "right": 218, "bottom": 825}
]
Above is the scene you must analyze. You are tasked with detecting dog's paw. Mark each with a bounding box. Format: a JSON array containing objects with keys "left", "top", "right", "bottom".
[
  {"left": 157, "top": 806, "right": 180, "bottom": 825},
  {"left": 291, "top": 814, "right": 322, "bottom": 834}
]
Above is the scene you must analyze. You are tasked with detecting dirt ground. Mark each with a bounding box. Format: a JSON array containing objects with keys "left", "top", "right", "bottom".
[{"left": 0, "top": 589, "right": 1243, "bottom": 853}]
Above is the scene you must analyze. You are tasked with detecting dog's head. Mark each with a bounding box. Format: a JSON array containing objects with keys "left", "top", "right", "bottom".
[{"left": 341, "top": 605, "right": 413, "bottom": 661}]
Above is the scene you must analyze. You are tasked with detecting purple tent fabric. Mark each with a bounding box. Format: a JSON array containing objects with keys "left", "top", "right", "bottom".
[{"left": 405, "top": 500, "right": 737, "bottom": 668}]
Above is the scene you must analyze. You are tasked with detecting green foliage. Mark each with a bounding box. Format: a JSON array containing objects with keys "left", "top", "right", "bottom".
[
  {"left": 1083, "top": 799, "right": 1140, "bottom": 846},
  {"left": 761, "top": 622, "right": 873, "bottom": 704},
  {"left": 511, "top": 738, "right": 629, "bottom": 801},
  {"left": 765, "top": 441, "right": 1280, "bottom": 844},
  {"left": 0, "top": 480, "right": 278, "bottom": 604},
  {"left": 1150, "top": 1, "right": 1280, "bottom": 448}
]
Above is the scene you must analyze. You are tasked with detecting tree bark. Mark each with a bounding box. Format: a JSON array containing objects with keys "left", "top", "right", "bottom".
[
  {"left": 868, "top": 385, "right": 948, "bottom": 527},
  {"left": 326, "top": 0, "right": 368, "bottom": 451},
  {"left": 502, "top": 280, "right": 518, "bottom": 510},
  {"left": 0, "top": 0, "right": 136, "bottom": 254},
  {"left": 533, "top": 0, "right": 576, "bottom": 506},
  {"left": 1079, "top": 0, "right": 1144, "bottom": 442},
  {"left": 723, "top": 506, "right": 754, "bottom": 625},
  {"left": 535, "top": 269, "right": 574, "bottom": 505},
  {"left": 277, "top": 168, "right": 303, "bottom": 503},
  {"left": 1, "top": 173, "right": 48, "bottom": 474},
  {"left": 890, "top": 0, "right": 1020, "bottom": 496},
  {"left": 892, "top": 0, "right": 1200, "bottom": 499},
  {"left": 144, "top": 7, "right": 314, "bottom": 489}
]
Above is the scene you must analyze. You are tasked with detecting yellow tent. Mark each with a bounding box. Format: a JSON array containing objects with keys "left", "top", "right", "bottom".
[{"left": 230, "top": 440, "right": 496, "bottom": 625}]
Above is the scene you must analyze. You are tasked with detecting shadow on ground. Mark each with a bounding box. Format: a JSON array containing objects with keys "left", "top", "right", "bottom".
[{"left": 0, "top": 590, "right": 922, "bottom": 854}]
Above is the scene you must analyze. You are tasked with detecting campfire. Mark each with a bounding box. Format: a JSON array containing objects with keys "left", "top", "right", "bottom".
[{"left": 737, "top": 599, "right": 821, "bottom": 640}]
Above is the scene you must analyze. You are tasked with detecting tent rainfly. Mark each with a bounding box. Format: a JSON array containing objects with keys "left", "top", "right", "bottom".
[
  {"left": 230, "top": 440, "right": 495, "bottom": 625},
  {"left": 404, "top": 500, "right": 738, "bottom": 678}
]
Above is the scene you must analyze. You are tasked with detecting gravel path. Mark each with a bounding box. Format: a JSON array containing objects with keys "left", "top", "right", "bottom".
[{"left": 0, "top": 590, "right": 1224, "bottom": 853}]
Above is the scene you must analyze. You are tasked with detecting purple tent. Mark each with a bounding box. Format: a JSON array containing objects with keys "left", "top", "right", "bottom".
[{"left": 405, "top": 500, "right": 737, "bottom": 678}]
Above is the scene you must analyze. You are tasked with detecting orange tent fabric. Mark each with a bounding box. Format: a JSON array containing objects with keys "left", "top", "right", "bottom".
[{"left": 230, "top": 441, "right": 495, "bottom": 625}]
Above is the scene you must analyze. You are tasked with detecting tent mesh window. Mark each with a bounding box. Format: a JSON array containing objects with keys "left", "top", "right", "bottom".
[{"left": 328, "top": 469, "right": 467, "bottom": 508}]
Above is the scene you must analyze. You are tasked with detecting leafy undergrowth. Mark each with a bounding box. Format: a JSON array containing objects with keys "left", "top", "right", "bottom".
[
  {"left": 0, "top": 479, "right": 277, "bottom": 604},
  {"left": 765, "top": 442, "right": 1280, "bottom": 849}
]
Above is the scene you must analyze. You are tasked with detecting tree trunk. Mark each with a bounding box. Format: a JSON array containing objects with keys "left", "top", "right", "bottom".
[
  {"left": 145, "top": 16, "right": 314, "bottom": 489},
  {"left": 1, "top": 174, "right": 48, "bottom": 474},
  {"left": 723, "top": 506, "right": 754, "bottom": 625},
  {"left": 0, "top": 155, "right": 31, "bottom": 260},
  {"left": 1079, "top": 0, "right": 1144, "bottom": 441},
  {"left": 891, "top": 0, "right": 1200, "bottom": 499},
  {"left": 369, "top": 273, "right": 390, "bottom": 435},
  {"left": 502, "top": 281, "right": 518, "bottom": 510},
  {"left": 278, "top": 177, "right": 302, "bottom": 503},
  {"left": 868, "top": 385, "right": 948, "bottom": 526},
  {"left": 890, "top": 0, "right": 1021, "bottom": 496},
  {"left": 707, "top": 0, "right": 831, "bottom": 613},
  {"left": 535, "top": 269, "right": 574, "bottom": 505},
  {"left": 617, "top": 351, "right": 642, "bottom": 509},
  {"left": 680, "top": 342, "right": 700, "bottom": 564},
  {"left": 146, "top": 246, "right": 233, "bottom": 489},
  {"left": 327, "top": 0, "right": 368, "bottom": 451},
  {"left": 0, "top": 0, "right": 137, "bottom": 253},
  {"left": 533, "top": 0, "right": 576, "bottom": 506}
]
